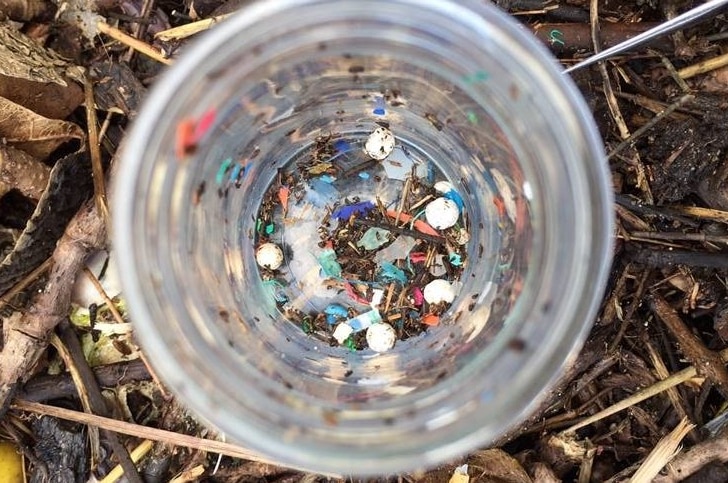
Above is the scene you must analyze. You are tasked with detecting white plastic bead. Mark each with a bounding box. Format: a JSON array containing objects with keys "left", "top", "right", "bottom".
[
  {"left": 425, "top": 197, "right": 459, "bottom": 230},
  {"left": 366, "top": 323, "right": 396, "bottom": 352},
  {"left": 255, "top": 243, "right": 284, "bottom": 270},
  {"left": 364, "top": 127, "right": 395, "bottom": 160},
  {"left": 333, "top": 323, "right": 354, "bottom": 344},
  {"left": 423, "top": 279, "right": 455, "bottom": 304}
]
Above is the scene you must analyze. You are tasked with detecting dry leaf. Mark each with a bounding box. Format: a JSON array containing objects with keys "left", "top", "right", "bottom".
[
  {"left": 0, "top": 23, "right": 84, "bottom": 119},
  {"left": 467, "top": 448, "right": 532, "bottom": 483},
  {"left": 0, "top": 144, "right": 51, "bottom": 200},
  {"left": 0, "top": 95, "right": 84, "bottom": 159},
  {"left": 702, "top": 65, "right": 728, "bottom": 94}
]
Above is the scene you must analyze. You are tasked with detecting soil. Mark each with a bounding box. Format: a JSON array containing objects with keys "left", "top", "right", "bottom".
[{"left": 2, "top": 0, "right": 728, "bottom": 481}]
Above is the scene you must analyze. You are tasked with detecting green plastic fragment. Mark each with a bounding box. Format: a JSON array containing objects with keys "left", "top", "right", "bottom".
[
  {"left": 317, "top": 247, "right": 343, "bottom": 279},
  {"left": 356, "top": 227, "right": 391, "bottom": 250}
]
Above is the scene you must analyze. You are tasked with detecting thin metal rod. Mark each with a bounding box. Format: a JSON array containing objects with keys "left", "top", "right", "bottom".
[{"left": 564, "top": 0, "right": 728, "bottom": 73}]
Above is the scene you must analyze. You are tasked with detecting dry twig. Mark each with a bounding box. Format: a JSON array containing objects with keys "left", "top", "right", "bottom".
[
  {"left": 12, "top": 399, "right": 277, "bottom": 466},
  {"left": 651, "top": 294, "right": 728, "bottom": 399},
  {"left": 0, "top": 200, "right": 106, "bottom": 417},
  {"left": 631, "top": 418, "right": 694, "bottom": 483},
  {"left": 561, "top": 348, "right": 728, "bottom": 434}
]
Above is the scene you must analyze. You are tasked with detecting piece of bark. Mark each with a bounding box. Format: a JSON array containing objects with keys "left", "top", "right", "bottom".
[
  {"left": 0, "top": 199, "right": 106, "bottom": 418},
  {"left": 29, "top": 416, "right": 87, "bottom": 483},
  {"left": 0, "top": 151, "right": 93, "bottom": 296},
  {"left": 0, "top": 145, "right": 51, "bottom": 200}
]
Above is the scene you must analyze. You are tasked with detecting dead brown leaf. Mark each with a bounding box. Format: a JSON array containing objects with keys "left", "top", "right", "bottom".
[
  {"left": 0, "top": 144, "right": 51, "bottom": 200},
  {"left": 0, "top": 23, "right": 83, "bottom": 119},
  {"left": 0, "top": 96, "right": 84, "bottom": 159}
]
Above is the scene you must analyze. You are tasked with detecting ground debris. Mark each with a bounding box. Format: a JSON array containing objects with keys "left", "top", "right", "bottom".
[{"left": 4, "top": 0, "right": 728, "bottom": 481}]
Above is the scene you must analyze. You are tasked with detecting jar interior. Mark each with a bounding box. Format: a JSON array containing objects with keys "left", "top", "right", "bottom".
[{"left": 164, "top": 45, "right": 534, "bottom": 406}]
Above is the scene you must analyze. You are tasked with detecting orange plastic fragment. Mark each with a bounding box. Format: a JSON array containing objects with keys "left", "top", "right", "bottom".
[
  {"left": 278, "top": 186, "right": 290, "bottom": 215},
  {"left": 385, "top": 209, "right": 441, "bottom": 237},
  {"left": 493, "top": 196, "right": 506, "bottom": 218},
  {"left": 175, "top": 118, "right": 196, "bottom": 159},
  {"left": 421, "top": 313, "right": 440, "bottom": 326}
]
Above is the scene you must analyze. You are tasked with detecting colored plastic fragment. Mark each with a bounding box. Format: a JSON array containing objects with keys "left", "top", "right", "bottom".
[
  {"left": 215, "top": 158, "right": 233, "bottom": 185},
  {"left": 324, "top": 304, "right": 349, "bottom": 324},
  {"left": 408, "top": 252, "right": 427, "bottom": 263},
  {"left": 278, "top": 186, "right": 290, "bottom": 215},
  {"left": 263, "top": 280, "right": 288, "bottom": 303},
  {"left": 373, "top": 96, "right": 386, "bottom": 115},
  {"left": 411, "top": 286, "right": 424, "bottom": 306},
  {"left": 421, "top": 313, "right": 440, "bottom": 326},
  {"left": 193, "top": 107, "right": 217, "bottom": 141},
  {"left": 377, "top": 262, "right": 407, "bottom": 285},
  {"left": 317, "top": 246, "right": 343, "bottom": 278},
  {"left": 305, "top": 178, "right": 339, "bottom": 207},
  {"left": 356, "top": 227, "right": 391, "bottom": 250},
  {"left": 344, "top": 281, "right": 370, "bottom": 305},
  {"left": 435, "top": 180, "right": 465, "bottom": 212},
  {"left": 334, "top": 139, "right": 352, "bottom": 152},
  {"left": 346, "top": 309, "right": 382, "bottom": 332},
  {"left": 332, "top": 201, "right": 375, "bottom": 221},
  {"left": 384, "top": 210, "right": 441, "bottom": 237}
]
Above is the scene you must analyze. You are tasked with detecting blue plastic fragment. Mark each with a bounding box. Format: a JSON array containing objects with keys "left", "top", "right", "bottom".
[
  {"left": 305, "top": 178, "right": 339, "bottom": 208},
  {"left": 373, "top": 96, "right": 386, "bottom": 116},
  {"left": 449, "top": 253, "right": 463, "bottom": 266},
  {"left": 444, "top": 190, "right": 465, "bottom": 212},
  {"left": 347, "top": 309, "right": 382, "bottom": 332},
  {"left": 334, "top": 139, "right": 352, "bottom": 153},
  {"left": 320, "top": 174, "right": 337, "bottom": 184},
  {"left": 229, "top": 163, "right": 242, "bottom": 183},
  {"left": 331, "top": 201, "right": 375, "bottom": 221},
  {"left": 317, "top": 247, "right": 343, "bottom": 278},
  {"left": 377, "top": 262, "right": 408, "bottom": 285},
  {"left": 427, "top": 162, "right": 436, "bottom": 184},
  {"left": 358, "top": 172, "right": 370, "bottom": 180},
  {"left": 324, "top": 304, "right": 349, "bottom": 325}
]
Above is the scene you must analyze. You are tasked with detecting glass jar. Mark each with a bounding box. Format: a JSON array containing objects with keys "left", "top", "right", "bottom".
[{"left": 113, "top": 0, "right": 613, "bottom": 475}]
